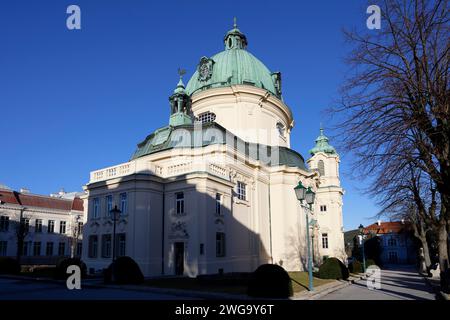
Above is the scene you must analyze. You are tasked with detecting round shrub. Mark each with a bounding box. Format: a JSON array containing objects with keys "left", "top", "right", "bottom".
[
  {"left": 365, "top": 259, "right": 377, "bottom": 268},
  {"left": 349, "top": 260, "right": 362, "bottom": 273},
  {"left": 105, "top": 256, "right": 144, "bottom": 285},
  {"left": 55, "top": 257, "right": 87, "bottom": 280},
  {"left": 247, "top": 264, "right": 293, "bottom": 298},
  {"left": 317, "top": 257, "right": 349, "bottom": 280},
  {"left": 0, "top": 257, "right": 20, "bottom": 275}
]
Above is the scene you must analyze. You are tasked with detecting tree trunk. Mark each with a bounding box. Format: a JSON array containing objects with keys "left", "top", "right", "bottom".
[{"left": 437, "top": 219, "right": 449, "bottom": 272}]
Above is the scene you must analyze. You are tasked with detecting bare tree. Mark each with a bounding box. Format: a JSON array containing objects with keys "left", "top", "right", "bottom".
[
  {"left": 332, "top": 0, "right": 449, "bottom": 271},
  {"left": 69, "top": 214, "right": 82, "bottom": 259},
  {"left": 12, "top": 208, "right": 31, "bottom": 265}
]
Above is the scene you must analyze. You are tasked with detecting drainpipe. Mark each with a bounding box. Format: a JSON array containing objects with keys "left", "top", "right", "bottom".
[
  {"left": 161, "top": 184, "right": 165, "bottom": 275},
  {"left": 268, "top": 178, "right": 273, "bottom": 264}
]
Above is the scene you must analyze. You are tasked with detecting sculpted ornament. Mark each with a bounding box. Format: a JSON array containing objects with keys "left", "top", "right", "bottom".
[{"left": 197, "top": 57, "right": 214, "bottom": 82}]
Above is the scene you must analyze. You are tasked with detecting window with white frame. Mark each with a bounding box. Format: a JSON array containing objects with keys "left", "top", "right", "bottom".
[
  {"left": 76, "top": 242, "right": 82, "bottom": 256},
  {"left": 216, "top": 232, "right": 226, "bottom": 257},
  {"left": 58, "top": 242, "right": 65, "bottom": 256},
  {"left": 21, "top": 218, "right": 29, "bottom": 233},
  {"left": 120, "top": 193, "right": 127, "bottom": 215},
  {"left": 88, "top": 235, "right": 98, "bottom": 258},
  {"left": 0, "top": 241, "right": 7, "bottom": 256},
  {"left": 33, "top": 242, "right": 41, "bottom": 256},
  {"left": 215, "top": 193, "right": 222, "bottom": 215},
  {"left": 35, "top": 219, "right": 42, "bottom": 233},
  {"left": 101, "top": 234, "right": 111, "bottom": 258},
  {"left": 237, "top": 182, "right": 246, "bottom": 201},
  {"left": 93, "top": 198, "right": 100, "bottom": 219},
  {"left": 388, "top": 237, "right": 397, "bottom": 246},
  {"left": 176, "top": 192, "right": 185, "bottom": 215},
  {"left": 106, "top": 195, "right": 113, "bottom": 217},
  {"left": 46, "top": 242, "right": 53, "bottom": 256},
  {"left": 23, "top": 241, "right": 31, "bottom": 256},
  {"left": 117, "top": 233, "right": 126, "bottom": 257},
  {"left": 322, "top": 233, "right": 329, "bottom": 249},
  {"left": 0, "top": 216, "right": 9, "bottom": 231},
  {"left": 48, "top": 220, "right": 55, "bottom": 233},
  {"left": 320, "top": 205, "right": 327, "bottom": 212},
  {"left": 59, "top": 221, "right": 66, "bottom": 234}
]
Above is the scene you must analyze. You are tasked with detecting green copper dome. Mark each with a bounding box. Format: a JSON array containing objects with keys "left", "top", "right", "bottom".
[
  {"left": 186, "top": 22, "right": 281, "bottom": 98},
  {"left": 309, "top": 128, "right": 337, "bottom": 156}
]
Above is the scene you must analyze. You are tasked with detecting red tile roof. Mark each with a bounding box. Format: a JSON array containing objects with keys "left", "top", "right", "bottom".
[
  {"left": 0, "top": 190, "right": 83, "bottom": 212},
  {"left": 364, "top": 221, "right": 410, "bottom": 235}
]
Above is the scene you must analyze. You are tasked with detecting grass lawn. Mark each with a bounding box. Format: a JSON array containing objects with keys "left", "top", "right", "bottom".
[
  {"left": 288, "top": 272, "right": 335, "bottom": 293},
  {"left": 142, "top": 272, "right": 335, "bottom": 296}
]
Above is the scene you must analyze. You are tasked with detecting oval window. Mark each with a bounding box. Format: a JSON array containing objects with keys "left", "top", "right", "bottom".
[{"left": 228, "top": 38, "right": 233, "bottom": 48}]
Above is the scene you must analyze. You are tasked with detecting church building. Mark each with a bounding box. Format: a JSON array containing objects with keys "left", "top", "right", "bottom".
[{"left": 81, "top": 22, "right": 346, "bottom": 277}]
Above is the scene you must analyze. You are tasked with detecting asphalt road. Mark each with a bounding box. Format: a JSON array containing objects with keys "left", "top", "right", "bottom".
[
  {"left": 0, "top": 277, "right": 192, "bottom": 300},
  {"left": 319, "top": 265, "right": 436, "bottom": 300}
]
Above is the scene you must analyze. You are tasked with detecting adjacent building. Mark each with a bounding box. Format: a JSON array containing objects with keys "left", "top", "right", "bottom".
[
  {"left": 0, "top": 185, "right": 84, "bottom": 264},
  {"left": 81, "top": 22, "right": 346, "bottom": 277},
  {"left": 363, "top": 221, "right": 417, "bottom": 265}
]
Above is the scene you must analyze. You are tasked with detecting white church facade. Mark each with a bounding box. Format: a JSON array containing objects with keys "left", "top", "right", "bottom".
[{"left": 81, "top": 23, "right": 346, "bottom": 277}]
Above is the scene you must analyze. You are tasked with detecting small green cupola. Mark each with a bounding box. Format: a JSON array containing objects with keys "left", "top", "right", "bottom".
[
  {"left": 309, "top": 127, "right": 337, "bottom": 156},
  {"left": 169, "top": 70, "right": 193, "bottom": 126},
  {"left": 224, "top": 18, "right": 248, "bottom": 50}
]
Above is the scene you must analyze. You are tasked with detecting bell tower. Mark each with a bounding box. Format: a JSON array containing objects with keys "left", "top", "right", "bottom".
[
  {"left": 307, "top": 126, "right": 346, "bottom": 263},
  {"left": 169, "top": 69, "right": 193, "bottom": 127}
]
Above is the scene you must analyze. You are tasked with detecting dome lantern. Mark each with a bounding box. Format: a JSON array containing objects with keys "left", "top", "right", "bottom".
[
  {"left": 224, "top": 17, "right": 248, "bottom": 50},
  {"left": 169, "top": 69, "right": 193, "bottom": 126}
]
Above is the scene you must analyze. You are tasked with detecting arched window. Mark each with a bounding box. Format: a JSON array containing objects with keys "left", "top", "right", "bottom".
[
  {"left": 276, "top": 122, "right": 285, "bottom": 137},
  {"left": 318, "top": 160, "right": 325, "bottom": 176},
  {"left": 196, "top": 112, "right": 216, "bottom": 124}
]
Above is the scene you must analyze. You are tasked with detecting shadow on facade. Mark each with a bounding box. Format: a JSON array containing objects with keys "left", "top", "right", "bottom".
[{"left": 81, "top": 172, "right": 284, "bottom": 278}]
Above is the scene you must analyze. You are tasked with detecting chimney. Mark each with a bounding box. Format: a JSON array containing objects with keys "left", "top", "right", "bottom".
[
  {"left": 20, "top": 188, "right": 30, "bottom": 194},
  {"left": 377, "top": 220, "right": 381, "bottom": 226}
]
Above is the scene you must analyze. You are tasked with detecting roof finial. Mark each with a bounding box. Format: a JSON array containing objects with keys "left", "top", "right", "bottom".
[
  {"left": 233, "top": 17, "right": 237, "bottom": 29},
  {"left": 177, "top": 67, "right": 186, "bottom": 80},
  {"left": 320, "top": 122, "right": 324, "bottom": 135}
]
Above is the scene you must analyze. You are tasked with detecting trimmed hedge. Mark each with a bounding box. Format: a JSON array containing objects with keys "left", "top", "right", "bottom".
[
  {"left": 247, "top": 264, "right": 293, "bottom": 298},
  {"left": 349, "top": 260, "right": 363, "bottom": 273},
  {"left": 0, "top": 257, "right": 20, "bottom": 275},
  {"left": 317, "top": 257, "right": 349, "bottom": 280},
  {"left": 104, "top": 256, "right": 144, "bottom": 285},
  {"left": 54, "top": 257, "right": 87, "bottom": 280},
  {"left": 365, "top": 259, "right": 377, "bottom": 268}
]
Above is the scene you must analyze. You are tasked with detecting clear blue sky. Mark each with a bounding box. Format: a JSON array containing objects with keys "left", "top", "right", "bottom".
[{"left": 0, "top": 0, "right": 380, "bottom": 231}]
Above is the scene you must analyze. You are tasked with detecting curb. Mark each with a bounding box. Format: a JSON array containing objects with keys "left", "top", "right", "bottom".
[{"left": 292, "top": 276, "right": 362, "bottom": 300}]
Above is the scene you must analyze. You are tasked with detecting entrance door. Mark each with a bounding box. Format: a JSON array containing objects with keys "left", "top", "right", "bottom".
[{"left": 174, "top": 242, "right": 184, "bottom": 276}]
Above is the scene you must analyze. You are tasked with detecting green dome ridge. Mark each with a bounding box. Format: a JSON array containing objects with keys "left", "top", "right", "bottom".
[
  {"left": 309, "top": 128, "right": 337, "bottom": 156},
  {"left": 186, "top": 49, "right": 278, "bottom": 96},
  {"left": 186, "top": 23, "right": 282, "bottom": 98}
]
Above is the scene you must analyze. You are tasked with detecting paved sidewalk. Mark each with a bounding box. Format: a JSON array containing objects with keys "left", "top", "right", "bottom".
[{"left": 319, "top": 265, "right": 436, "bottom": 300}]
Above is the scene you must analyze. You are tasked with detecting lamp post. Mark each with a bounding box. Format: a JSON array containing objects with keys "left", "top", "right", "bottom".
[
  {"left": 294, "top": 181, "right": 316, "bottom": 291},
  {"left": 358, "top": 224, "right": 366, "bottom": 272},
  {"left": 110, "top": 205, "right": 121, "bottom": 263}
]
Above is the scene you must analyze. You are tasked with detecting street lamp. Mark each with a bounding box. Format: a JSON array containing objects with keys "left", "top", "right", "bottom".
[
  {"left": 110, "top": 205, "right": 121, "bottom": 263},
  {"left": 358, "top": 224, "right": 366, "bottom": 272},
  {"left": 294, "top": 181, "right": 316, "bottom": 291}
]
